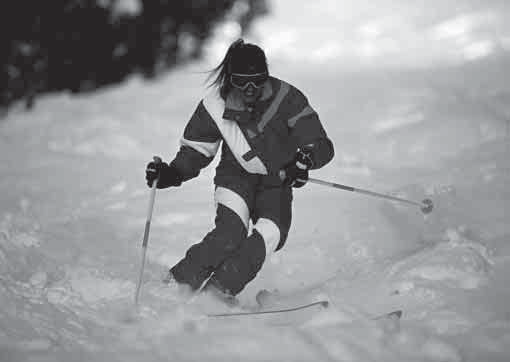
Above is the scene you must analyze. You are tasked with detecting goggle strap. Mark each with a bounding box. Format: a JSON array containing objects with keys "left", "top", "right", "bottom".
[{"left": 231, "top": 72, "right": 267, "bottom": 77}]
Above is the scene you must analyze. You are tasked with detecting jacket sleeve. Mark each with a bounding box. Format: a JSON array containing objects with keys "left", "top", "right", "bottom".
[
  {"left": 284, "top": 87, "right": 334, "bottom": 169},
  {"left": 171, "top": 100, "right": 222, "bottom": 181}
]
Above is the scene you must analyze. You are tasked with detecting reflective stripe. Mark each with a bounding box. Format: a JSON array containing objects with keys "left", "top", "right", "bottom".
[
  {"left": 257, "top": 82, "right": 290, "bottom": 132},
  {"left": 253, "top": 218, "right": 280, "bottom": 255},
  {"left": 287, "top": 105, "right": 315, "bottom": 128},
  {"left": 214, "top": 187, "right": 250, "bottom": 230},
  {"left": 203, "top": 92, "right": 268, "bottom": 175},
  {"left": 180, "top": 138, "right": 220, "bottom": 158}
]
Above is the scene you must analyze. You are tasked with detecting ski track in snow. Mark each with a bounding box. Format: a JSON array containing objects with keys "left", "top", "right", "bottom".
[{"left": 2, "top": 37, "right": 510, "bottom": 362}]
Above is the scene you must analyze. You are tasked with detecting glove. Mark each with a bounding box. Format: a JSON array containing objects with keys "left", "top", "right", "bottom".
[
  {"left": 281, "top": 148, "right": 314, "bottom": 188},
  {"left": 145, "top": 160, "right": 183, "bottom": 189}
]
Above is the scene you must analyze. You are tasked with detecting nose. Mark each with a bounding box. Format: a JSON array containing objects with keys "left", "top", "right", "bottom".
[{"left": 244, "top": 83, "right": 256, "bottom": 92}]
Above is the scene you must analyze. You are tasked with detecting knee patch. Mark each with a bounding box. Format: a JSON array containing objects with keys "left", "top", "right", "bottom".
[{"left": 253, "top": 218, "right": 281, "bottom": 256}]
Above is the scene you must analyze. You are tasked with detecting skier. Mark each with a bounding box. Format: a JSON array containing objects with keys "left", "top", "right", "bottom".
[{"left": 145, "top": 38, "right": 334, "bottom": 300}]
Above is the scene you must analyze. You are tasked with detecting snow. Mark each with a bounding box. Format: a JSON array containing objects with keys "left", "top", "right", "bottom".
[{"left": 2, "top": 2, "right": 510, "bottom": 362}]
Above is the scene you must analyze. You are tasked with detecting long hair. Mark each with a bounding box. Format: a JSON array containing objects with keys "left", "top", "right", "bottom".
[{"left": 207, "top": 39, "right": 268, "bottom": 99}]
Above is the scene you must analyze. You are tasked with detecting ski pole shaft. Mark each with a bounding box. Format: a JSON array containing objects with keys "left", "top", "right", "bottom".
[
  {"left": 308, "top": 178, "right": 420, "bottom": 206},
  {"left": 134, "top": 156, "right": 161, "bottom": 307},
  {"left": 308, "top": 177, "right": 433, "bottom": 214}
]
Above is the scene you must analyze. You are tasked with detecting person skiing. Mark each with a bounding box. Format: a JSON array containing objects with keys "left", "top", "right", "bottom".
[{"left": 145, "top": 38, "right": 334, "bottom": 300}]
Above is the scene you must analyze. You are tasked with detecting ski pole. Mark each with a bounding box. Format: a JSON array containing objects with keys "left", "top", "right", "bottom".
[
  {"left": 134, "top": 156, "right": 162, "bottom": 307},
  {"left": 308, "top": 177, "right": 434, "bottom": 214}
]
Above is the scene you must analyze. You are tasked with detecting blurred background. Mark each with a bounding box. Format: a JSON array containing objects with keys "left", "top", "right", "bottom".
[{"left": 3, "top": 0, "right": 509, "bottom": 107}]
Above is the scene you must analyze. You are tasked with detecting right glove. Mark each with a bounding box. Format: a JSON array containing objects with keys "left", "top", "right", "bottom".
[
  {"left": 280, "top": 148, "right": 314, "bottom": 188},
  {"left": 145, "top": 160, "right": 183, "bottom": 189}
]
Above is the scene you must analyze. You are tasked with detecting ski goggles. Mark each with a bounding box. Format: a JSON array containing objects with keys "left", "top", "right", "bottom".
[{"left": 230, "top": 72, "right": 268, "bottom": 90}]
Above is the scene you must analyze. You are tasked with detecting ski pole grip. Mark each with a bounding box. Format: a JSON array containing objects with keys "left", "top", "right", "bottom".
[{"left": 150, "top": 156, "right": 162, "bottom": 189}]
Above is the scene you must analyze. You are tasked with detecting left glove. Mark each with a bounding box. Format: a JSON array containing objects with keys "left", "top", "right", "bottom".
[
  {"left": 145, "top": 160, "right": 183, "bottom": 189},
  {"left": 281, "top": 148, "right": 314, "bottom": 188}
]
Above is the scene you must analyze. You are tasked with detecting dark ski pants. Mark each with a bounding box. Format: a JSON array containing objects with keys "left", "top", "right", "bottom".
[{"left": 170, "top": 181, "right": 292, "bottom": 295}]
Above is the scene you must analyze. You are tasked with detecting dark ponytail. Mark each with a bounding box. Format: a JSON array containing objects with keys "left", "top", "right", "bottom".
[{"left": 207, "top": 38, "right": 245, "bottom": 99}]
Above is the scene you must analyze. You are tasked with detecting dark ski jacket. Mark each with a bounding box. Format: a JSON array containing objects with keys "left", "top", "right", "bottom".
[{"left": 172, "top": 76, "right": 334, "bottom": 186}]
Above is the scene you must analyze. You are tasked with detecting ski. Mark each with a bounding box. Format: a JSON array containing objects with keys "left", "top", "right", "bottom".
[
  {"left": 374, "top": 309, "right": 402, "bottom": 320},
  {"left": 207, "top": 300, "right": 329, "bottom": 318},
  {"left": 208, "top": 303, "right": 402, "bottom": 322}
]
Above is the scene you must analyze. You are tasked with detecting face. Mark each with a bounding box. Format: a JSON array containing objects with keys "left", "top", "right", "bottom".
[
  {"left": 238, "top": 84, "right": 263, "bottom": 105},
  {"left": 230, "top": 72, "right": 268, "bottom": 106}
]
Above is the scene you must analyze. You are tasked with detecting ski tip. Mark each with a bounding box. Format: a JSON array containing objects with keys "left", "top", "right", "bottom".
[
  {"left": 373, "top": 309, "right": 403, "bottom": 321},
  {"left": 389, "top": 310, "right": 403, "bottom": 319}
]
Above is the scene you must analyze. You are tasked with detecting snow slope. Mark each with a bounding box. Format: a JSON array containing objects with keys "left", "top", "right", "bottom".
[{"left": 2, "top": 7, "right": 510, "bottom": 362}]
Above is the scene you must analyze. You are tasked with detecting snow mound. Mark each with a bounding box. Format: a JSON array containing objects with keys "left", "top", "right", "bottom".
[
  {"left": 68, "top": 268, "right": 135, "bottom": 304},
  {"left": 392, "top": 228, "right": 492, "bottom": 290}
]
